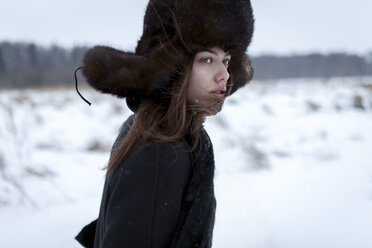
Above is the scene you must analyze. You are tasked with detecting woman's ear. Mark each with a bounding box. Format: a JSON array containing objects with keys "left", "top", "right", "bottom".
[{"left": 142, "top": 36, "right": 190, "bottom": 93}]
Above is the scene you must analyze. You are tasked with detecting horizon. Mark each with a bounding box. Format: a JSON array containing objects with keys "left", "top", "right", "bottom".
[{"left": 1, "top": 39, "right": 371, "bottom": 58}]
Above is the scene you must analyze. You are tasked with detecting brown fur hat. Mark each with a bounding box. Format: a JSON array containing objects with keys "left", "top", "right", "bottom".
[{"left": 82, "top": 0, "right": 254, "bottom": 109}]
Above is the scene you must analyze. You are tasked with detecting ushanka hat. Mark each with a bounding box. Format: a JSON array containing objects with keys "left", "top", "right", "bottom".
[{"left": 81, "top": 0, "right": 254, "bottom": 110}]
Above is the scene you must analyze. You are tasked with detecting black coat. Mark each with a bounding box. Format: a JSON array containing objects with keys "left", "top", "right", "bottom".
[{"left": 76, "top": 115, "right": 216, "bottom": 248}]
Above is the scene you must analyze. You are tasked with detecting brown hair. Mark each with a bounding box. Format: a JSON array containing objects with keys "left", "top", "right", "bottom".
[{"left": 105, "top": 54, "right": 230, "bottom": 175}]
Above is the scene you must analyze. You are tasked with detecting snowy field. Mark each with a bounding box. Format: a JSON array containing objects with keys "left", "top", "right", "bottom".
[{"left": 0, "top": 77, "right": 372, "bottom": 248}]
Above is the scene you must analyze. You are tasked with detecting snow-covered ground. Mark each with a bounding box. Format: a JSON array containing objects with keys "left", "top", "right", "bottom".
[{"left": 0, "top": 77, "right": 371, "bottom": 248}]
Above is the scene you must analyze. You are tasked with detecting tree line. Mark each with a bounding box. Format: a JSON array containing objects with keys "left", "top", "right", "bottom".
[
  {"left": 0, "top": 42, "right": 86, "bottom": 88},
  {"left": 0, "top": 41, "right": 371, "bottom": 89},
  {"left": 252, "top": 53, "right": 372, "bottom": 79}
]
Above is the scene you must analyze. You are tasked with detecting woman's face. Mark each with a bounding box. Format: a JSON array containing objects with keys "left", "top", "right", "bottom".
[{"left": 188, "top": 47, "right": 231, "bottom": 104}]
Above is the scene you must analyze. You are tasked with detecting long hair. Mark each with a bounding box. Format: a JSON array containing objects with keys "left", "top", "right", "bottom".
[{"left": 105, "top": 54, "right": 230, "bottom": 175}]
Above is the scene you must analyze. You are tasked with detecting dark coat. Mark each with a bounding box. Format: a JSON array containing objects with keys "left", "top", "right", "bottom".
[{"left": 76, "top": 115, "right": 216, "bottom": 248}]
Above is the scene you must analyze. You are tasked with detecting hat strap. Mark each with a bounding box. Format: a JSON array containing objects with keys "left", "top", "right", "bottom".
[{"left": 74, "top": 66, "right": 92, "bottom": 106}]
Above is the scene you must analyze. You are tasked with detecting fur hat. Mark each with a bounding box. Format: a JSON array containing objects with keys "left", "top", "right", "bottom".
[{"left": 82, "top": 0, "right": 254, "bottom": 110}]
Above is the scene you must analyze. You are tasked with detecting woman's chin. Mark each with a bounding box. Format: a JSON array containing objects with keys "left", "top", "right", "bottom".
[
  {"left": 188, "top": 97, "right": 225, "bottom": 116},
  {"left": 189, "top": 94, "right": 225, "bottom": 104}
]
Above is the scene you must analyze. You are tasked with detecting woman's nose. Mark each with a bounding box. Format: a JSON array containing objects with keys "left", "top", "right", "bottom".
[{"left": 215, "top": 64, "right": 230, "bottom": 83}]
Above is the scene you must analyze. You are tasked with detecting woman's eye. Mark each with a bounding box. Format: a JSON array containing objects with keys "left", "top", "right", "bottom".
[
  {"left": 201, "top": 58, "right": 212, "bottom": 64},
  {"left": 223, "top": 59, "right": 230, "bottom": 66}
]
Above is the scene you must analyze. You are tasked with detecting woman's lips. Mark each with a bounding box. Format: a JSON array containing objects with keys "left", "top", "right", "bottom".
[
  {"left": 211, "top": 91, "right": 225, "bottom": 98},
  {"left": 211, "top": 86, "right": 226, "bottom": 98}
]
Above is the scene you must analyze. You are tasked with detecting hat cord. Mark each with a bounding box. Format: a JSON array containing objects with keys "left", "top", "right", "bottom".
[{"left": 74, "top": 66, "right": 92, "bottom": 106}]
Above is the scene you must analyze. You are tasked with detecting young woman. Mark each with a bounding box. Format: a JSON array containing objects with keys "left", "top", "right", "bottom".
[{"left": 75, "top": 0, "right": 254, "bottom": 247}]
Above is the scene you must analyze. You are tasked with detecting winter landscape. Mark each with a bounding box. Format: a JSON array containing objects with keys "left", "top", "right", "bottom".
[{"left": 0, "top": 77, "right": 372, "bottom": 248}]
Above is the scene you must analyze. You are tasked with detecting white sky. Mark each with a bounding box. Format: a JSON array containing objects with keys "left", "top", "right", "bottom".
[{"left": 1, "top": 0, "right": 371, "bottom": 55}]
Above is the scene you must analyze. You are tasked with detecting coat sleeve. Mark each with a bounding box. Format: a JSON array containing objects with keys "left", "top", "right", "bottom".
[
  {"left": 75, "top": 219, "right": 97, "bottom": 248},
  {"left": 96, "top": 141, "right": 191, "bottom": 248}
]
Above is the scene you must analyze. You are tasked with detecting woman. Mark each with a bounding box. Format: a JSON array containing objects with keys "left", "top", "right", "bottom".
[{"left": 76, "top": 0, "right": 254, "bottom": 247}]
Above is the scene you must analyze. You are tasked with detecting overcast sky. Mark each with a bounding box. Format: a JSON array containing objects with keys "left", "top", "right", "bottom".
[{"left": 1, "top": 0, "right": 371, "bottom": 55}]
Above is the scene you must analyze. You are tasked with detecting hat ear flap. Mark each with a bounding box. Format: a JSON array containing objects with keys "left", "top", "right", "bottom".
[
  {"left": 229, "top": 54, "right": 253, "bottom": 94},
  {"left": 83, "top": 37, "right": 190, "bottom": 99},
  {"left": 83, "top": 46, "right": 151, "bottom": 98}
]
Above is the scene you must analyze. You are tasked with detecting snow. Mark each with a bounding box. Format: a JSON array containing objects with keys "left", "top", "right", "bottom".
[{"left": 0, "top": 77, "right": 371, "bottom": 247}]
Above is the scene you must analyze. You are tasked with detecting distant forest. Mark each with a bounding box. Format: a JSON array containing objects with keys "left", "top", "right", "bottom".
[{"left": 0, "top": 41, "right": 371, "bottom": 89}]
